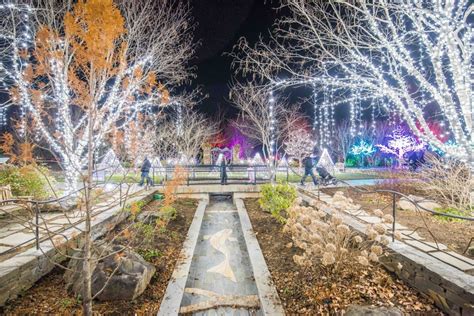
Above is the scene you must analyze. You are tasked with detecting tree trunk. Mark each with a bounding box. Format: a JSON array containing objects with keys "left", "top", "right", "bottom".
[{"left": 82, "top": 116, "right": 94, "bottom": 315}]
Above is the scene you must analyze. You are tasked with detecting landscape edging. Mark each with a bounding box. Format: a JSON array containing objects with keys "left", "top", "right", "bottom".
[
  {"left": 235, "top": 197, "right": 285, "bottom": 316},
  {"left": 0, "top": 190, "right": 154, "bottom": 306},
  {"left": 157, "top": 198, "right": 208, "bottom": 315}
]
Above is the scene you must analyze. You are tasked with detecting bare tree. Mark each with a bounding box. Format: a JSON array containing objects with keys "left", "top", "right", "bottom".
[
  {"left": 231, "top": 0, "right": 473, "bottom": 170},
  {"left": 332, "top": 120, "right": 354, "bottom": 164},
  {"left": 230, "top": 82, "right": 301, "bottom": 180},
  {"left": 155, "top": 108, "right": 219, "bottom": 163}
]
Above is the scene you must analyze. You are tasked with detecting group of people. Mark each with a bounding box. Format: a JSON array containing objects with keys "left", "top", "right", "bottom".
[{"left": 138, "top": 154, "right": 336, "bottom": 187}]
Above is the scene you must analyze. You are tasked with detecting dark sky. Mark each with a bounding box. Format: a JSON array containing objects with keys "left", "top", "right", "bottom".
[{"left": 190, "top": 0, "right": 278, "bottom": 118}]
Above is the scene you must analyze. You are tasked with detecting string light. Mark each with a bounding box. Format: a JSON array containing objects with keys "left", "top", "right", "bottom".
[{"left": 268, "top": 1, "right": 472, "bottom": 164}]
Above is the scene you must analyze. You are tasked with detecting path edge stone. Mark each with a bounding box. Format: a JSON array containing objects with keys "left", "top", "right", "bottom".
[
  {"left": 235, "top": 198, "right": 285, "bottom": 316},
  {"left": 157, "top": 198, "right": 208, "bottom": 316}
]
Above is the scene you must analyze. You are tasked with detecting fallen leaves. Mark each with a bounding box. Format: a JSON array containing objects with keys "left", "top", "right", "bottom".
[{"left": 245, "top": 198, "right": 441, "bottom": 315}]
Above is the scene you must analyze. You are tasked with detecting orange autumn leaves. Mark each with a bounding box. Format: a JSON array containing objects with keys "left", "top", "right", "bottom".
[
  {"left": 9, "top": 0, "right": 169, "bottom": 137},
  {"left": 0, "top": 133, "right": 35, "bottom": 165}
]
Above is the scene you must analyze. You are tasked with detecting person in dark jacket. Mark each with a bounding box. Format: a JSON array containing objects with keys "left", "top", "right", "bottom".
[
  {"left": 139, "top": 157, "right": 153, "bottom": 187},
  {"left": 300, "top": 156, "right": 318, "bottom": 186},
  {"left": 220, "top": 156, "right": 228, "bottom": 185}
]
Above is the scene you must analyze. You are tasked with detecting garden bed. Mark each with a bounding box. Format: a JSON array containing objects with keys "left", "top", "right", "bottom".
[
  {"left": 321, "top": 187, "right": 474, "bottom": 258},
  {"left": 1, "top": 198, "right": 198, "bottom": 315},
  {"left": 244, "top": 198, "right": 441, "bottom": 314}
]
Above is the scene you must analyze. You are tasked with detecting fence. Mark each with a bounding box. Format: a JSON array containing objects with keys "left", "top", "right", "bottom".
[
  {"left": 93, "top": 164, "right": 291, "bottom": 186},
  {"left": 0, "top": 183, "right": 135, "bottom": 260},
  {"left": 311, "top": 180, "right": 474, "bottom": 252}
]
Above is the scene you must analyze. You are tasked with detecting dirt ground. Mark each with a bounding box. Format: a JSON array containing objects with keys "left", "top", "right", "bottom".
[
  {"left": 1, "top": 198, "right": 197, "bottom": 315},
  {"left": 244, "top": 198, "right": 441, "bottom": 315},
  {"left": 321, "top": 187, "right": 474, "bottom": 258}
]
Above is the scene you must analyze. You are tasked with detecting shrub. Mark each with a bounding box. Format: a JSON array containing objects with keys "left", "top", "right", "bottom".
[
  {"left": 434, "top": 207, "right": 466, "bottom": 222},
  {"left": 259, "top": 182, "right": 297, "bottom": 223},
  {"left": 285, "top": 201, "right": 392, "bottom": 277},
  {"left": 137, "top": 248, "right": 162, "bottom": 262},
  {"left": 414, "top": 153, "right": 472, "bottom": 213},
  {"left": 134, "top": 222, "right": 155, "bottom": 242},
  {"left": 160, "top": 205, "right": 177, "bottom": 221},
  {"left": 0, "top": 164, "right": 54, "bottom": 199}
]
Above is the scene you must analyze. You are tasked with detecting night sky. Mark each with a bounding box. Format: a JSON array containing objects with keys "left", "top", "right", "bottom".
[{"left": 190, "top": 0, "right": 278, "bottom": 118}]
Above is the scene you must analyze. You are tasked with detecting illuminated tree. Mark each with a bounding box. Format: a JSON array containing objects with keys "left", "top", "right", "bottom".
[
  {"left": 0, "top": 0, "right": 195, "bottom": 190},
  {"left": 376, "top": 127, "right": 426, "bottom": 166},
  {"left": 230, "top": 82, "right": 301, "bottom": 180},
  {"left": 284, "top": 127, "right": 314, "bottom": 167},
  {"left": 232, "top": 0, "right": 473, "bottom": 170},
  {"left": 350, "top": 140, "right": 376, "bottom": 167},
  {"left": 0, "top": 1, "right": 195, "bottom": 314}
]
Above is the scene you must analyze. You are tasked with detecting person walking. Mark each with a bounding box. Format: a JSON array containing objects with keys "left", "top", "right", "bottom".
[
  {"left": 300, "top": 155, "right": 318, "bottom": 186},
  {"left": 139, "top": 156, "right": 153, "bottom": 188},
  {"left": 220, "top": 156, "right": 228, "bottom": 185}
]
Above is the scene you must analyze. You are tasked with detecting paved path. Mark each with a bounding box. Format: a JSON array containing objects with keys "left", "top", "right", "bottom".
[{"left": 180, "top": 195, "right": 262, "bottom": 315}]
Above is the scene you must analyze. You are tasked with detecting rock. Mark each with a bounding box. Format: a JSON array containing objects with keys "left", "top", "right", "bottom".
[
  {"left": 345, "top": 305, "right": 403, "bottom": 316},
  {"left": 136, "top": 210, "right": 162, "bottom": 224},
  {"left": 398, "top": 195, "right": 441, "bottom": 212},
  {"left": 41, "top": 197, "right": 77, "bottom": 212},
  {"left": 64, "top": 245, "right": 155, "bottom": 301}
]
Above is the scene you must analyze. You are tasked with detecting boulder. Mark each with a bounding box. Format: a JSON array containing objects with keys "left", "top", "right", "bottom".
[
  {"left": 41, "top": 197, "right": 77, "bottom": 212},
  {"left": 136, "top": 210, "right": 162, "bottom": 224},
  {"left": 398, "top": 195, "right": 441, "bottom": 212},
  {"left": 64, "top": 245, "right": 155, "bottom": 301},
  {"left": 345, "top": 305, "right": 403, "bottom": 316}
]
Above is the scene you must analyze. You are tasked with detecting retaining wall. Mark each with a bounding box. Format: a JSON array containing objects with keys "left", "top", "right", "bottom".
[
  {"left": 298, "top": 191, "right": 474, "bottom": 316},
  {"left": 0, "top": 191, "right": 154, "bottom": 306}
]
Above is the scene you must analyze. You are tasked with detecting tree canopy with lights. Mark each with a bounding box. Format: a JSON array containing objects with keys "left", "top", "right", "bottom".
[
  {"left": 232, "top": 0, "right": 473, "bottom": 169},
  {"left": 0, "top": 0, "right": 195, "bottom": 190}
]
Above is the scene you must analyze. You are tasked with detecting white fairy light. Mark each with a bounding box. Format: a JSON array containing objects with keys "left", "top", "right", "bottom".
[
  {"left": 256, "top": 1, "right": 472, "bottom": 168},
  {"left": 0, "top": 2, "right": 191, "bottom": 191}
]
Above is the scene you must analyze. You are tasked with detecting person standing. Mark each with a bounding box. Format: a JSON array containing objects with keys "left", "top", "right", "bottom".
[
  {"left": 220, "top": 156, "right": 228, "bottom": 185},
  {"left": 139, "top": 156, "right": 153, "bottom": 187},
  {"left": 300, "top": 155, "right": 318, "bottom": 186}
]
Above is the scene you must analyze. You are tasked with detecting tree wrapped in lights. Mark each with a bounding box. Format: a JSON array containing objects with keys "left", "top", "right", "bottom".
[
  {"left": 232, "top": 0, "right": 473, "bottom": 170},
  {"left": 284, "top": 127, "right": 314, "bottom": 167},
  {"left": 350, "top": 140, "right": 376, "bottom": 167},
  {"left": 0, "top": 1, "right": 195, "bottom": 314},
  {"left": 0, "top": 0, "right": 195, "bottom": 191},
  {"left": 376, "top": 127, "right": 426, "bottom": 167}
]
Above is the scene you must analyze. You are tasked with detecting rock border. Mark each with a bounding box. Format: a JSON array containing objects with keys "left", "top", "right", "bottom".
[{"left": 235, "top": 198, "right": 285, "bottom": 315}]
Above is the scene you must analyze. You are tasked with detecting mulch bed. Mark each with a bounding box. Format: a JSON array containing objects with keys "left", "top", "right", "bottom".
[
  {"left": 244, "top": 198, "right": 442, "bottom": 315},
  {"left": 321, "top": 187, "right": 474, "bottom": 258},
  {"left": 1, "top": 198, "right": 198, "bottom": 315}
]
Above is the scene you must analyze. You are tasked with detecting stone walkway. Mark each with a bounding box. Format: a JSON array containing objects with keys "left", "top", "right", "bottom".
[{"left": 180, "top": 195, "right": 262, "bottom": 315}]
